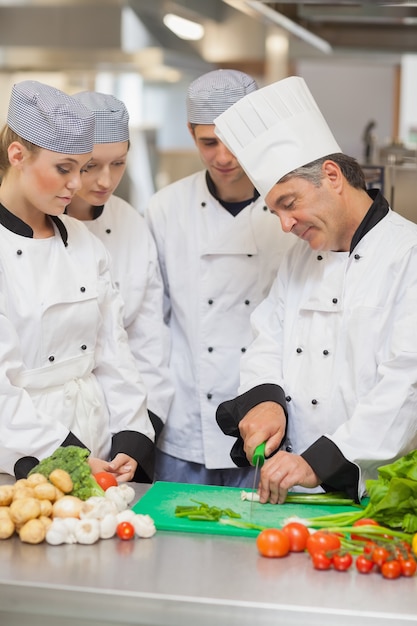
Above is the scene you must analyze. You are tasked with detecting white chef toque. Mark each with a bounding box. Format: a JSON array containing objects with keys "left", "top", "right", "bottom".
[
  {"left": 214, "top": 76, "right": 342, "bottom": 199},
  {"left": 7, "top": 80, "right": 95, "bottom": 154},
  {"left": 73, "top": 91, "right": 130, "bottom": 144},
  {"left": 187, "top": 69, "right": 258, "bottom": 125}
]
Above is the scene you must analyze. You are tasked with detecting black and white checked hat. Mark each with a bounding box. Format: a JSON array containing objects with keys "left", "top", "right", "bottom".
[
  {"left": 73, "top": 91, "right": 129, "bottom": 144},
  {"left": 186, "top": 69, "right": 258, "bottom": 125},
  {"left": 7, "top": 80, "right": 94, "bottom": 154}
]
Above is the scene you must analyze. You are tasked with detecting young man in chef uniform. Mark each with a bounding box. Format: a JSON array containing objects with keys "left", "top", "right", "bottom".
[
  {"left": 145, "top": 69, "right": 295, "bottom": 487},
  {"left": 215, "top": 76, "right": 417, "bottom": 503}
]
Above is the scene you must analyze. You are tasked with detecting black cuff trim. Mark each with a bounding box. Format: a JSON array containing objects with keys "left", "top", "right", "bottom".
[
  {"left": 216, "top": 384, "right": 288, "bottom": 468},
  {"left": 148, "top": 410, "right": 164, "bottom": 443},
  {"left": 111, "top": 430, "right": 155, "bottom": 484},
  {"left": 301, "top": 436, "right": 360, "bottom": 502},
  {"left": 62, "top": 431, "right": 90, "bottom": 450},
  {"left": 14, "top": 456, "right": 39, "bottom": 479}
]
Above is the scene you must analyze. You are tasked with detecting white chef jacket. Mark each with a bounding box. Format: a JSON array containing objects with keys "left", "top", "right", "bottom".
[
  {"left": 240, "top": 204, "right": 417, "bottom": 497},
  {"left": 0, "top": 211, "right": 154, "bottom": 476},
  {"left": 80, "top": 195, "right": 174, "bottom": 424},
  {"left": 145, "top": 170, "right": 296, "bottom": 468}
]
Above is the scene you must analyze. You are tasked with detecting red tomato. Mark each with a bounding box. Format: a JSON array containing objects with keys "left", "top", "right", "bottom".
[
  {"left": 381, "top": 560, "right": 402, "bottom": 580},
  {"left": 372, "top": 546, "right": 390, "bottom": 567},
  {"left": 281, "top": 522, "right": 310, "bottom": 552},
  {"left": 256, "top": 528, "right": 290, "bottom": 558},
  {"left": 333, "top": 552, "right": 353, "bottom": 572},
  {"left": 311, "top": 550, "right": 332, "bottom": 570},
  {"left": 306, "top": 531, "right": 341, "bottom": 556},
  {"left": 351, "top": 518, "right": 379, "bottom": 541},
  {"left": 400, "top": 558, "right": 417, "bottom": 577},
  {"left": 116, "top": 521, "right": 135, "bottom": 541},
  {"left": 93, "top": 471, "right": 118, "bottom": 491},
  {"left": 363, "top": 541, "right": 376, "bottom": 555},
  {"left": 355, "top": 554, "right": 374, "bottom": 574}
]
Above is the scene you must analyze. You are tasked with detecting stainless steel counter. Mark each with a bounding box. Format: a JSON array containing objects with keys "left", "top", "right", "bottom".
[{"left": 0, "top": 477, "right": 416, "bottom": 626}]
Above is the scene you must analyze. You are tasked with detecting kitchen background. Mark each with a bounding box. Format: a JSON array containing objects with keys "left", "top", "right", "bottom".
[{"left": 0, "top": 0, "right": 416, "bottom": 218}]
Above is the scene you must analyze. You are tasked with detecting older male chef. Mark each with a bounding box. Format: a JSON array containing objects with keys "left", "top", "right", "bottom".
[{"left": 215, "top": 76, "right": 417, "bottom": 503}]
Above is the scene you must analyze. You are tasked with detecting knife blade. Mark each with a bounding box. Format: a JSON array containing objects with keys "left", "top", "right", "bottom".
[{"left": 250, "top": 442, "right": 266, "bottom": 520}]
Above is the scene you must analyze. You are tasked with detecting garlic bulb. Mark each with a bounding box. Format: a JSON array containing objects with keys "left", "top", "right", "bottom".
[
  {"left": 99, "top": 514, "right": 118, "bottom": 539},
  {"left": 81, "top": 497, "right": 117, "bottom": 520},
  {"left": 133, "top": 514, "right": 156, "bottom": 538},
  {"left": 105, "top": 486, "right": 128, "bottom": 512},
  {"left": 46, "top": 518, "right": 74, "bottom": 545},
  {"left": 74, "top": 519, "right": 100, "bottom": 545},
  {"left": 117, "top": 484, "right": 135, "bottom": 505}
]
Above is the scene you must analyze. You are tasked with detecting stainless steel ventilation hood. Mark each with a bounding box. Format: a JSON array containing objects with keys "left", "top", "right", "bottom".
[{"left": 1, "top": 0, "right": 417, "bottom": 77}]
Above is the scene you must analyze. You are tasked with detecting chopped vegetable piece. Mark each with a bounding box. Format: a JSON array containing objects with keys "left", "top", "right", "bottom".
[{"left": 174, "top": 500, "right": 241, "bottom": 522}]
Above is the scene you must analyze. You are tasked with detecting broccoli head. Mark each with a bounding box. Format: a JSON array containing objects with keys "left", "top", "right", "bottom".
[{"left": 28, "top": 445, "right": 105, "bottom": 500}]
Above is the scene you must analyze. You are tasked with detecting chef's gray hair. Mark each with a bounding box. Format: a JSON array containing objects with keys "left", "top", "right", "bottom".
[{"left": 279, "top": 153, "right": 366, "bottom": 190}]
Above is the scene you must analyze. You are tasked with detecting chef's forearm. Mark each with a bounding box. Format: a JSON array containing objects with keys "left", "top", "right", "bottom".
[
  {"left": 301, "top": 436, "right": 360, "bottom": 502},
  {"left": 111, "top": 430, "right": 155, "bottom": 483}
]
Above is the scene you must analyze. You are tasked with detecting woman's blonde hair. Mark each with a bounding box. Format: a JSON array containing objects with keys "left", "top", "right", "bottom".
[{"left": 0, "top": 125, "right": 40, "bottom": 175}]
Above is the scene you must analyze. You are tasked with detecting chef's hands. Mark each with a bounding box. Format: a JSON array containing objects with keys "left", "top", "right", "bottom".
[
  {"left": 238, "top": 401, "right": 320, "bottom": 504},
  {"left": 239, "top": 401, "right": 286, "bottom": 461},
  {"left": 108, "top": 454, "right": 137, "bottom": 483},
  {"left": 258, "top": 452, "right": 320, "bottom": 504},
  {"left": 88, "top": 454, "right": 137, "bottom": 483}
]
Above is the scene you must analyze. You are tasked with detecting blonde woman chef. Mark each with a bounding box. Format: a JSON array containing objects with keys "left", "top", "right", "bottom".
[
  {"left": 0, "top": 81, "right": 155, "bottom": 482},
  {"left": 66, "top": 91, "right": 174, "bottom": 440}
]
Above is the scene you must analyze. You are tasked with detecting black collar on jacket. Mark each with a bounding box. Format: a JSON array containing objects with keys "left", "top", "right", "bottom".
[{"left": 0, "top": 203, "right": 68, "bottom": 245}]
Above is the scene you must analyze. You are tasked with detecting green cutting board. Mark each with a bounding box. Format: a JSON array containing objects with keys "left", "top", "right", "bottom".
[{"left": 132, "top": 481, "right": 363, "bottom": 537}]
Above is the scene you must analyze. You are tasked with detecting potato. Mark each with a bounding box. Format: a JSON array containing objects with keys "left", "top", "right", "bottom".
[
  {"left": 0, "top": 515, "right": 15, "bottom": 539},
  {"left": 0, "top": 485, "right": 14, "bottom": 507},
  {"left": 33, "top": 482, "right": 57, "bottom": 502},
  {"left": 38, "top": 499, "right": 53, "bottom": 517},
  {"left": 13, "top": 478, "right": 30, "bottom": 490},
  {"left": 19, "top": 518, "right": 46, "bottom": 544},
  {"left": 54, "top": 487, "right": 65, "bottom": 500},
  {"left": 27, "top": 473, "right": 48, "bottom": 486},
  {"left": 12, "top": 486, "right": 35, "bottom": 500},
  {"left": 48, "top": 469, "right": 73, "bottom": 494},
  {"left": 9, "top": 497, "right": 41, "bottom": 525},
  {"left": 0, "top": 506, "right": 11, "bottom": 519},
  {"left": 38, "top": 515, "right": 53, "bottom": 531}
]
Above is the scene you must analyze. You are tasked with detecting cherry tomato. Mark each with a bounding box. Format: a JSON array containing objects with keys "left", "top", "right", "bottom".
[
  {"left": 372, "top": 546, "right": 390, "bottom": 567},
  {"left": 256, "top": 528, "right": 290, "bottom": 558},
  {"left": 281, "top": 522, "right": 310, "bottom": 552},
  {"left": 311, "top": 550, "right": 332, "bottom": 570},
  {"left": 363, "top": 540, "right": 376, "bottom": 555},
  {"left": 306, "top": 531, "right": 341, "bottom": 556},
  {"left": 355, "top": 554, "right": 374, "bottom": 574},
  {"left": 381, "top": 560, "right": 402, "bottom": 580},
  {"left": 400, "top": 558, "right": 417, "bottom": 577},
  {"left": 93, "top": 471, "right": 118, "bottom": 491},
  {"left": 333, "top": 551, "right": 353, "bottom": 572},
  {"left": 116, "top": 521, "right": 135, "bottom": 541},
  {"left": 351, "top": 518, "right": 379, "bottom": 541}
]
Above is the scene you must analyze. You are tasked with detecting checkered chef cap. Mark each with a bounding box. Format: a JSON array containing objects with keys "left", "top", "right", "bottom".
[
  {"left": 7, "top": 80, "right": 95, "bottom": 154},
  {"left": 73, "top": 91, "right": 129, "bottom": 144},
  {"left": 186, "top": 69, "right": 258, "bottom": 125},
  {"left": 214, "top": 76, "right": 341, "bottom": 198}
]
